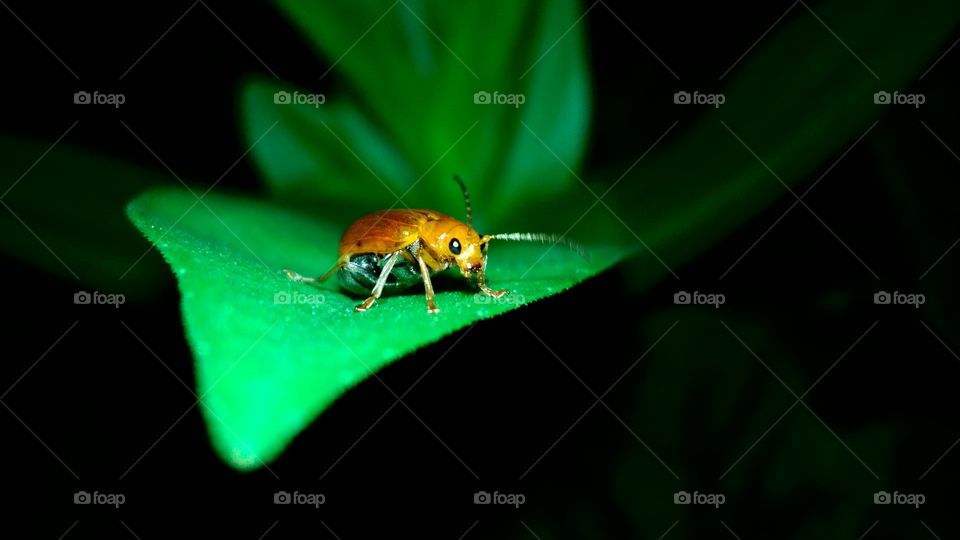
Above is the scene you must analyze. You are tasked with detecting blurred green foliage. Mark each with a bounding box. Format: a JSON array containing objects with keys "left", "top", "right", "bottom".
[
  {"left": 260, "top": 0, "right": 590, "bottom": 225},
  {"left": 0, "top": 135, "right": 167, "bottom": 297}
]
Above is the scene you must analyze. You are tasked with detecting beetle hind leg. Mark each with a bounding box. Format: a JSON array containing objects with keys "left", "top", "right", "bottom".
[{"left": 283, "top": 262, "right": 342, "bottom": 284}]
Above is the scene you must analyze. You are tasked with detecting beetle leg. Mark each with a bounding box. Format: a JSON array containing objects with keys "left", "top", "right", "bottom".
[
  {"left": 284, "top": 262, "right": 342, "bottom": 283},
  {"left": 477, "top": 258, "right": 508, "bottom": 298},
  {"left": 479, "top": 281, "right": 508, "bottom": 298},
  {"left": 415, "top": 252, "right": 439, "bottom": 314},
  {"left": 355, "top": 251, "right": 401, "bottom": 312}
]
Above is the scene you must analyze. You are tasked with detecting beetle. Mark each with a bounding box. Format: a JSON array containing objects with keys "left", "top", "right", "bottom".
[{"left": 283, "top": 176, "right": 585, "bottom": 313}]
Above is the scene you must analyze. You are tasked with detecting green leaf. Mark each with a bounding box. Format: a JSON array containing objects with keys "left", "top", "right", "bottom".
[
  {"left": 126, "top": 187, "right": 626, "bottom": 469},
  {"left": 0, "top": 134, "right": 168, "bottom": 296},
  {"left": 251, "top": 0, "right": 590, "bottom": 221}
]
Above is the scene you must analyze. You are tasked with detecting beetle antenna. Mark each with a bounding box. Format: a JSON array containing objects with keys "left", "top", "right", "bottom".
[
  {"left": 452, "top": 174, "right": 472, "bottom": 227},
  {"left": 486, "top": 232, "right": 588, "bottom": 259}
]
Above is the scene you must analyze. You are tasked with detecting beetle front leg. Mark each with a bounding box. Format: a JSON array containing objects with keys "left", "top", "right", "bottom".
[
  {"left": 479, "top": 282, "right": 508, "bottom": 298},
  {"left": 355, "top": 251, "right": 401, "bottom": 312},
  {"left": 414, "top": 252, "right": 439, "bottom": 314},
  {"left": 477, "top": 259, "right": 507, "bottom": 298}
]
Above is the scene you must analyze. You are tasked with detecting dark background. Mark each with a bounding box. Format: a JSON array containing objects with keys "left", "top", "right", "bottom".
[{"left": 2, "top": 1, "right": 959, "bottom": 538}]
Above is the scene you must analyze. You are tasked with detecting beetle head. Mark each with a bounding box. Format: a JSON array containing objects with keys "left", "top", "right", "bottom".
[
  {"left": 421, "top": 218, "right": 488, "bottom": 278},
  {"left": 431, "top": 176, "right": 587, "bottom": 285}
]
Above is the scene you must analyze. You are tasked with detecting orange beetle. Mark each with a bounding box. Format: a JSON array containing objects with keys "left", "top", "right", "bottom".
[{"left": 284, "top": 176, "right": 585, "bottom": 313}]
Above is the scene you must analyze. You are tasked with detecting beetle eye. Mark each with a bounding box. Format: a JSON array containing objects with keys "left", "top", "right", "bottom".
[
  {"left": 480, "top": 242, "right": 488, "bottom": 254},
  {"left": 449, "top": 238, "right": 461, "bottom": 255}
]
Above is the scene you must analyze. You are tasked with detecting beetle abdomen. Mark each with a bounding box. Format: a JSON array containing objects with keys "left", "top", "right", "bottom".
[{"left": 338, "top": 253, "right": 422, "bottom": 296}]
